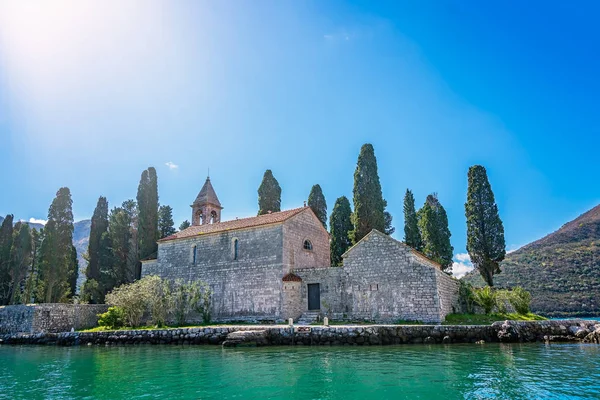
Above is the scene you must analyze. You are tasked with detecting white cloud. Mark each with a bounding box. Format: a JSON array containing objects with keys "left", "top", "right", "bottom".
[
  {"left": 28, "top": 218, "right": 47, "bottom": 225},
  {"left": 451, "top": 253, "right": 474, "bottom": 279},
  {"left": 165, "top": 161, "right": 179, "bottom": 170}
]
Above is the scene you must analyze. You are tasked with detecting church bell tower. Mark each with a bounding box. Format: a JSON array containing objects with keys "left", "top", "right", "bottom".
[{"left": 191, "top": 177, "right": 223, "bottom": 226}]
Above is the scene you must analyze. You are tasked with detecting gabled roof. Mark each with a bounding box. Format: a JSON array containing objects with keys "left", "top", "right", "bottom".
[
  {"left": 159, "top": 207, "right": 309, "bottom": 242},
  {"left": 341, "top": 229, "right": 442, "bottom": 270},
  {"left": 193, "top": 177, "right": 222, "bottom": 208},
  {"left": 282, "top": 272, "right": 302, "bottom": 282}
]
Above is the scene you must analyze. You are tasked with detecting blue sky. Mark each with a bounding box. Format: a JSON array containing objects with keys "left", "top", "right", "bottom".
[{"left": 1, "top": 1, "right": 599, "bottom": 277}]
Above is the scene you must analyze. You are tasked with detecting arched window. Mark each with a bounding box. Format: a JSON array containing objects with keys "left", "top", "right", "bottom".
[
  {"left": 198, "top": 211, "right": 204, "bottom": 225},
  {"left": 303, "top": 239, "right": 313, "bottom": 251},
  {"left": 233, "top": 238, "right": 239, "bottom": 260},
  {"left": 192, "top": 245, "right": 197, "bottom": 265},
  {"left": 210, "top": 210, "right": 217, "bottom": 224}
]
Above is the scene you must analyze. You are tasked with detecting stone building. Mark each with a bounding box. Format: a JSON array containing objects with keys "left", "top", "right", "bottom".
[{"left": 142, "top": 177, "right": 459, "bottom": 323}]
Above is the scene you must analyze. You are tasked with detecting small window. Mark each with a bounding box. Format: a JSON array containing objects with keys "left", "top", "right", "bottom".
[
  {"left": 192, "top": 245, "right": 197, "bottom": 265},
  {"left": 233, "top": 239, "right": 239, "bottom": 260},
  {"left": 210, "top": 210, "right": 217, "bottom": 224},
  {"left": 303, "top": 240, "right": 313, "bottom": 251}
]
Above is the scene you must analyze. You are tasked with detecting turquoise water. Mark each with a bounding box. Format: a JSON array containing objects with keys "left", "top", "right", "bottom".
[{"left": 0, "top": 344, "right": 599, "bottom": 399}]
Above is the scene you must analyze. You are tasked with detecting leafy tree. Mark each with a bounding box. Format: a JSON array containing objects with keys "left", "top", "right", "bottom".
[
  {"left": 418, "top": 194, "right": 454, "bottom": 272},
  {"left": 137, "top": 168, "right": 159, "bottom": 279},
  {"left": 68, "top": 244, "right": 79, "bottom": 300},
  {"left": 86, "top": 197, "right": 109, "bottom": 284},
  {"left": 22, "top": 228, "right": 42, "bottom": 304},
  {"left": 403, "top": 189, "right": 423, "bottom": 251},
  {"left": 158, "top": 205, "right": 176, "bottom": 238},
  {"left": 8, "top": 222, "right": 33, "bottom": 304},
  {"left": 0, "top": 215, "right": 14, "bottom": 304},
  {"left": 39, "top": 187, "right": 75, "bottom": 303},
  {"left": 179, "top": 220, "right": 191, "bottom": 231},
  {"left": 384, "top": 207, "right": 395, "bottom": 235},
  {"left": 350, "top": 144, "right": 386, "bottom": 243},
  {"left": 106, "top": 205, "right": 133, "bottom": 288},
  {"left": 329, "top": 196, "right": 353, "bottom": 266},
  {"left": 257, "top": 169, "right": 281, "bottom": 215},
  {"left": 308, "top": 184, "right": 327, "bottom": 229},
  {"left": 465, "top": 165, "right": 506, "bottom": 286}
]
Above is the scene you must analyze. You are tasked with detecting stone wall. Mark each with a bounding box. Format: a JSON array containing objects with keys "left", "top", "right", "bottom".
[
  {"left": 282, "top": 209, "right": 330, "bottom": 271},
  {"left": 0, "top": 304, "right": 107, "bottom": 334},
  {"left": 435, "top": 269, "right": 461, "bottom": 320}
]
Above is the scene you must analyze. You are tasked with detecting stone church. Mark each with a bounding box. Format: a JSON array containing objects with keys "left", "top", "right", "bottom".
[{"left": 142, "top": 177, "right": 459, "bottom": 323}]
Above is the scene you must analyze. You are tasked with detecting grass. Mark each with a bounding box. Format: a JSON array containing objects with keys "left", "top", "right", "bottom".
[
  {"left": 79, "top": 321, "right": 264, "bottom": 333},
  {"left": 443, "top": 313, "right": 547, "bottom": 325}
]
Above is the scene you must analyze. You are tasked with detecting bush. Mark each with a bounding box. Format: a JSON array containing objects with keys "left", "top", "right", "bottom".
[
  {"left": 171, "top": 280, "right": 193, "bottom": 326},
  {"left": 105, "top": 277, "right": 152, "bottom": 327},
  {"left": 509, "top": 286, "right": 532, "bottom": 315},
  {"left": 98, "top": 306, "right": 124, "bottom": 329},
  {"left": 458, "top": 281, "right": 475, "bottom": 314},
  {"left": 472, "top": 286, "right": 497, "bottom": 314},
  {"left": 190, "top": 281, "right": 212, "bottom": 324}
]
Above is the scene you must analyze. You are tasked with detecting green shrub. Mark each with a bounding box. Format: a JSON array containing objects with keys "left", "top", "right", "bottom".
[
  {"left": 495, "top": 290, "right": 511, "bottom": 314},
  {"left": 508, "top": 286, "right": 532, "bottom": 315},
  {"left": 472, "top": 286, "right": 497, "bottom": 314},
  {"left": 458, "top": 281, "right": 475, "bottom": 313},
  {"left": 98, "top": 306, "right": 124, "bottom": 329},
  {"left": 190, "top": 281, "right": 212, "bottom": 324}
]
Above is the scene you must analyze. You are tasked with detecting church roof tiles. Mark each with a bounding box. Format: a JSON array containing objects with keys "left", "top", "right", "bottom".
[{"left": 159, "top": 207, "right": 309, "bottom": 242}]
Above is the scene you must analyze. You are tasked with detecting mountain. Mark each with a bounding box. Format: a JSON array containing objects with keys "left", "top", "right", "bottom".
[
  {"left": 73, "top": 219, "right": 91, "bottom": 291},
  {"left": 464, "top": 204, "right": 600, "bottom": 316}
]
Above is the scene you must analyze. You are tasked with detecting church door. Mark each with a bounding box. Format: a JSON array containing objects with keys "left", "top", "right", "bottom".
[{"left": 307, "top": 283, "right": 320, "bottom": 311}]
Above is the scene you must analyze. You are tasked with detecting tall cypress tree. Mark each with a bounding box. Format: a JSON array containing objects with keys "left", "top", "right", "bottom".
[
  {"left": 9, "top": 222, "right": 33, "bottom": 304},
  {"left": 351, "top": 144, "right": 386, "bottom": 243},
  {"left": 39, "top": 187, "right": 75, "bottom": 302},
  {"left": 308, "top": 184, "right": 327, "bottom": 229},
  {"left": 0, "top": 215, "right": 14, "bottom": 304},
  {"left": 68, "top": 244, "right": 79, "bottom": 299},
  {"left": 122, "top": 199, "right": 139, "bottom": 282},
  {"left": 257, "top": 169, "right": 281, "bottom": 215},
  {"left": 86, "top": 196, "right": 109, "bottom": 283},
  {"left": 384, "top": 206, "right": 395, "bottom": 235},
  {"left": 418, "top": 194, "right": 453, "bottom": 272},
  {"left": 158, "top": 205, "right": 176, "bottom": 238},
  {"left": 329, "top": 196, "right": 353, "bottom": 266},
  {"left": 465, "top": 165, "right": 506, "bottom": 286},
  {"left": 403, "top": 189, "right": 423, "bottom": 251},
  {"left": 137, "top": 167, "right": 159, "bottom": 279},
  {"left": 23, "top": 228, "right": 41, "bottom": 304}
]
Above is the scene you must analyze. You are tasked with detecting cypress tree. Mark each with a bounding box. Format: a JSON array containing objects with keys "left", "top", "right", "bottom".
[
  {"left": 384, "top": 207, "right": 395, "bottom": 235},
  {"left": 0, "top": 215, "right": 14, "bottom": 304},
  {"left": 39, "top": 187, "right": 75, "bottom": 302},
  {"left": 350, "top": 144, "right": 386, "bottom": 243},
  {"left": 329, "top": 196, "right": 353, "bottom": 266},
  {"left": 257, "top": 169, "right": 281, "bottom": 215},
  {"left": 179, "top": 220, "right": 191, "bottom": 231},
  {"left": 137, "top": 167, "right": 159, "bottom": 279},
  {"left": 68, "top": 244, "right": 79, "bottom": 299},
  {"left": 86, "top": 197, "right": 109, "bottom": 283},
  {"left": 308, "top": 184, "right": 327, "bottom": 229},
  {"left": 23, "top": 228, "right": 41, "bottom": 304},
  {"left": 403, "top": 189, "right": 423, "bottom": 251},
  {"left": 9, "top": 222, "right": 33, "bottom": 304},
  {"left": 418, "top": 194, "right": 453, "bottom": 272},
  {"left": 122, "top": 199, "right": 139, "bottom": 282},
  {"left": 465, "top": 165, "right": 506, "bottom": 286},
  {"left": 158, "top": 205, "right": 176, "bottom": 238},
  {"left": 108, "top": 204, "right": 135, "bottom": 287}
]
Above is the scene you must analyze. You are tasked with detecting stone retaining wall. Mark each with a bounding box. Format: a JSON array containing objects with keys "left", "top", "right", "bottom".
[
  {"left": 0, "top": 304, "right": 108, "bottom": 334},
  {"left": 2, "top": 319, "right": 598, "bottom": 346}
]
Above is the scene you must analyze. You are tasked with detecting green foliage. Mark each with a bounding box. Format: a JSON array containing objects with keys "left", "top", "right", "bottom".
[
  {"left": 308, "top": 184, "right": 327, "bottom": 229},
  {"left": 171, "top": 280, "right": 193, "bottom": 326},
  {"left": 403, "top": 189, "right": 423, "bottom": 251},
  {"left": 158, "top": 205, "right": 176, "bottom": 239},
  {"left": 105, "top": 276, "right": 151, "bottom": 327},
  {"left": 472, "top": 286, "right": 497, "bottom": 314},
  {"left": 137, "top": 167, "right": 159, "bottom": 279},
  {"left": 8, "top": 223, "right": 33, "bottom": 304},
  {"left": 190, "top": 281, "right": 213, "bottom": 324},
  {"left": 81, "top": 279, "right": 101, "bottom": 304},
  {"left": 418, "top": 194, "right": 453, "bottom": 272},
  {"left": 465, "top": 165, "right": 506, "bottom": 286},
  {"left": 86, "top": 197, "right": 109, "bottom": 286},
  {"left": 443, "top": 312, "right": 546, "bottom": 325},
  {"left": 0, "top": 215, "right": 14, "bottom": 305},
  {"left": 39, "top": 187, "right": 76, "bottom": 303},
  {"left": 179, "top": 220, "right": 191, "bottom": 231},
  {"left": 350, "top": 144, "right": 386, "bottom": 243},
  {"left": 384, "top": 207, "right": 395, "bottom": 235},
  {"left": 257, "top": 169, "right": 281, "bottom": 215},
  {"left": 329, "top": 196, "right": 353, "bottom": 266},
  {"left": 97, "top": 306, "right": 125, "bottom": 329},
  {"left": 509, "top": 286, "right": 532, "bottom": 315},
  {"left": 458, "top": 281, "right": 475, "bottom": 314}
]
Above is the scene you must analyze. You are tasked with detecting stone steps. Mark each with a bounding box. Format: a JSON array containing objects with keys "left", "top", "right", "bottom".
[{"left": 296, "top": 312, "right": 321, "bottom": 325}]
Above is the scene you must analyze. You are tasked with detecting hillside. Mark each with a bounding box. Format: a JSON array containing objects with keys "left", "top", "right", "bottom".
[
  {"left": 73, "top": 219, "right": 91, "bottom": 291},
  {"left": 465, "top": 204, "right": 600, "bottom": 316}
]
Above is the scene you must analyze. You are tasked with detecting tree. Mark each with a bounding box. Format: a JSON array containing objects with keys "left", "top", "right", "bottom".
[
  {"left": 68, "top": 244, "right": 79, "bottom": 300},
  {"left": 23, "top": 228, "right": 42, "bottom": 304},
  {"left": 418, "top": 194, "right": 453, "bottom": 272},
  {"left": 384, "top": 206, "right": 395, "bottom": 235},
  {"left": 39, "top": 187, "right": 76, "bottom": 302},
  {"left": 158, "top": 205, "right": 176, "bottom": 239},
  {"left": 179, "top": 220, "right": 191, "bottom": 231},
  {"left": 308, "top": 184, "right": 327, "bottom": 229},
  {"left": 86, "top": 197, "right": 109, "bottom": 283},
  {"left": 465, "top": 165, "right": 506, "bottom": 286},
  {"left": 403, "top": 189, "right": 423, "bottom": 251},
  {"left": 257, "top": 169, "right": 281, "bottom": 215},
  {"left": 350, "top": 144, "right": 386, "bottom": 243},
  {"left": 122, "top": 199, "right": 139, "bottom": 282},
  {"left": 137, "top": 167, "right": 159, "bottom": 279},
  {"left": 8, "top": 222, "right": 33, "bottom": 304},
  {"left": 0, "top": 215, "right": 14, "bottom": 304},
  {"left": 329, "top": 196, "right": 353, "bottom": 266}
]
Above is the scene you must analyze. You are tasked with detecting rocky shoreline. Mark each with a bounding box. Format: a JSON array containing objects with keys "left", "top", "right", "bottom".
[{"left": 1, "top": 319, "right": 599, "bottom": 347}]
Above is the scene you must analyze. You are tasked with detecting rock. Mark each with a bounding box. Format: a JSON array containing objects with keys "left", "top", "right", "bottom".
[
  {"left": 423, "top": 336, "right": 435, "bottom": 344},
  {"left": 475, "top": 340, "right": 485, "bottom": 344},
  {"left": 575, "top": 329, "right": 589, "bottom": 339},
  {"left": 497, "top": 321, "right": 520, "bottom": 343},
  {"left": 442, "top": 336, "right": 451, "bottom": 344},
  {"left": 222, "top": 330, "right": 268, "bottom": 347}
]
